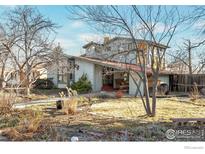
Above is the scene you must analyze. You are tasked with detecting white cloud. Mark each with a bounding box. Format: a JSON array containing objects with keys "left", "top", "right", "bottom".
[
  {"left": 70, "top": 21, "right": 84, "bottom": 28},
  {"left": 0, "top": 5, "right": 16, "bottom": 9},
  {"left": 55, "top": 38, "right": 77, "bottom": 50},
  {"left": 136, "top": 22, "right": 170, "bottom": 35},
  {"left": 55, "top": 38, "right": 84, "bottom": 56},
  {"left": 153, "top": 22, "right": 172, "bottom": 34},
  {"left": 78, "top": 33, "right": 102, "bottom": 43},
  {"left": 193, "top": 19, "right": 205, "bottom": 30},
  {"left": 55, "top": 33, "right": 113, "bottom": 56}
]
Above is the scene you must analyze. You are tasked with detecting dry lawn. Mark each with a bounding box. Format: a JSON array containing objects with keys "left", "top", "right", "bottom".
[
  {"left": 2, "top": 96, "right": 205, "bottom": 141},
  {"left": 91, "top": 97, "right": 205, "bottom": 123}
]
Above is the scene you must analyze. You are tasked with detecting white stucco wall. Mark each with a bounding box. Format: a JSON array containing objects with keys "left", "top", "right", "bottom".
[
  {"left": 47, "top": 66, "right": 68, "bottom": 88},
  {"left": 47, "top": 65, "right": 58, "bottom": 86},
  {"left": 57, "top": 83, "right": 67, "bottom": 89},
  {"left": 75, "top": 59, "right": 95, "bottom": 90},
  {"left": 94, "top": 65, "right": 103, "bottom": 92},
  {"left": 158, "top": 75, "right": 169, "bottom": 87},
  {"left": 129, "top": 72, "right": 144, "bottom": 96}
]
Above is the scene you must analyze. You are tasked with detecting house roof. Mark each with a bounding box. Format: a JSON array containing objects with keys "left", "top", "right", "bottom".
[
  {"left": 82, "top": 41, "right": 103, "bottom": 49},
  {"left": 74, "top": 56, "right": 185, "bottom": 75},
  {"left": 105, "top": 37, "right": 169, "bottom": 49},
  {"left": 82, "top": 37, "right": 169, "bottom": 49},
  {"left": 74, "top": 56, "right": 152, "bottom": 74}
]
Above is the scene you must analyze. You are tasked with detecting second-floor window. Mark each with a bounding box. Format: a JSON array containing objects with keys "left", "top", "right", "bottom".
[{"left": 128, "top": 43, "right": 132, "bottom": 51}]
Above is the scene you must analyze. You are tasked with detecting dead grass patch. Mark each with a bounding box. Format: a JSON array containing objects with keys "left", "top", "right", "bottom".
[
  {"left": 2, "top": 109, "right": 43, "bottom": 141},
  {"left": 0, "top": 92, "right": 15, "bottom": 116},
  {"left": 91, "top": 97, "right": 205, "bottom": 123},
  {"left": 63, "top": 98, "right": 78, "bottom": 115}
]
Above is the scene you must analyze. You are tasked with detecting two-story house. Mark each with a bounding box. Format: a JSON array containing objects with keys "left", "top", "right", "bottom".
[
  {"left": 76, "top": 37, "right": 169, "bottom": 95},
  {"left": 82, "top": 37, "right": 166, "bottom": 68},
  {"left": 48, "top": 37, "right": 170, "bottom": 96}
]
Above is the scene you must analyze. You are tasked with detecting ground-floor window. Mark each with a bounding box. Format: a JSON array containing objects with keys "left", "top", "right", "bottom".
[
  {"left": 102, "top": 67, "right": 114, "bottom": 86},
  {"left": 58, "top": 73, "right": 67, "bottom": 84},
  {"left": 102, "top": 67, "right": 129, "bottom": 91},
  {"left": 69, "top": 73, "right": 74, "bottom": 81}
]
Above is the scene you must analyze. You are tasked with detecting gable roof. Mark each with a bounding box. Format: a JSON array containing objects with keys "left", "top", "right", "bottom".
[
  {"left": 106, "top": 37, "right": 169, "bottom": 49},
  {"left": 83, "top": 37, "right": 169, "bottom": 49}
]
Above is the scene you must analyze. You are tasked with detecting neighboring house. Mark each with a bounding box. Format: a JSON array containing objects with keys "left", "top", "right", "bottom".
[
  {"left": 48, "top": 37, "right": 170, "bottom": 96},
  {"left": 0, "top": 66, "right": 18, "bottom": 88},
  {"left": 47, "top": 54, "right": 76, "bottom": 88},
  {"left": 0, "top": 66, "right": 44, "bottom": 88}
]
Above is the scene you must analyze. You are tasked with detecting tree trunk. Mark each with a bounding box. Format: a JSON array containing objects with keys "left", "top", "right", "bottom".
[
  {"left": 0, "top": 64, "right": 6, "bottom": 90},
  {"left": 143, "top": 70, "right": 152, "bottom": 116},
  {"left": 185, "top": 75, "right": 188, "bottom": 93},
  {"left": 188, "top": 41, "right": 193, "bottom": 88},
  {"left": 25, "top": 74, "right": 31, "bottom": 96},
  {"left": 188, "top": 63, "right": 193, "bottom": 86},
  {"left": 151, "top": 72, "right": 159, "bottom": 116},
  {"left": 0, "top": 78, "right": 3, "bottom": 90},
  {"left": 141, "top": 51, "right": 152, "bottom": 116}
]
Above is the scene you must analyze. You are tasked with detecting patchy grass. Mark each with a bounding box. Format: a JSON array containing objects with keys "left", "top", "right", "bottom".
[
  {"left": 30, "top": 97, "right": 204, "bottom": 141},
  {"left": 91, "top": 97, "right": 205, "bottom": 123},
  {"left": 0, "top": 116, "right": 20, "bottom": 129},
  {"left": 2, "top": 96, "right": 205, "bottom": 141},
  {"left": 1, "top": 109, "right": 44, "bottom": 141},
  {"left": 0, "top": 93, "right": 14, "bottom": 116}
]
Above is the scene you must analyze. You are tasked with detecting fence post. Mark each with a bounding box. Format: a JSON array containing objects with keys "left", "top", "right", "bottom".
[{"left": 56, "top": 100, "right": 63, "bottom": 110}]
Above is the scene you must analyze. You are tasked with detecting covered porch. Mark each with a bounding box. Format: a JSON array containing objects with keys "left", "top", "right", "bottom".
[
  {"left": 75, "top": 56, "right": 145, "bottom": 96},
  {"left": 101, "top": 67, "right": 129, "bottom": 92}
]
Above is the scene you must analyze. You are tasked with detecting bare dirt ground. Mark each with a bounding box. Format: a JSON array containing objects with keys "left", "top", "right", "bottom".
[{"left": 31, "top": 108, "right": 172, "bottom": 141}]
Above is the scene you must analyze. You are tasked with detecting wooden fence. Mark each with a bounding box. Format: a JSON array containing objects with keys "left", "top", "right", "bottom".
[{"left": 169, "top": 74, "right": 205, "bottom": 92}]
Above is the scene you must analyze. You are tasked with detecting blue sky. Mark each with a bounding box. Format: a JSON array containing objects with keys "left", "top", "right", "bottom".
[
  {"left": 35, "top": 6, "right": 104, "bottom": 56},
  {"left": 0, "top": 5, "right": 204, "bottom": 57},
  {"left": 0, "top": 5, "right": 103, "bottom": 56}
]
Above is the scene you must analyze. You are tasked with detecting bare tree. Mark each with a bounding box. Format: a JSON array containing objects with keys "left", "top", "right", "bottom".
[
  {"left": 0, "top": 25, "right": 17, "bottom": 90},
  {"left": 0, "top": 26, "right": 7, "bottom": 89},
  {"left": 0, "top": 49, "right": 9, "bottom": 89},
  {"left": 67, "top": 5, "right": 191, "bottom": 116},
  {"left": 169, "top": 39, "right": 205, "bottom": 75},
  {"left": 167, "top": 39, "right": 205, "bottom": 92},
  {"left": 49, "top": 43, "right": 79, "bottom": 87},
  {"left": 0, "top": 6, "right": 58, "bottom": 95}
]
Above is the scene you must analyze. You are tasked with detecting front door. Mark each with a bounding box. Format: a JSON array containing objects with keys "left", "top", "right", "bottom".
[{"left": 102, "top": 67, "right": 114, "bottom": 91}]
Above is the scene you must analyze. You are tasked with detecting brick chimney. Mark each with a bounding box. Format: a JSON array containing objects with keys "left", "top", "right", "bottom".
[{"left": 103, "top": 37, "right": 110, "bottom": 44}]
